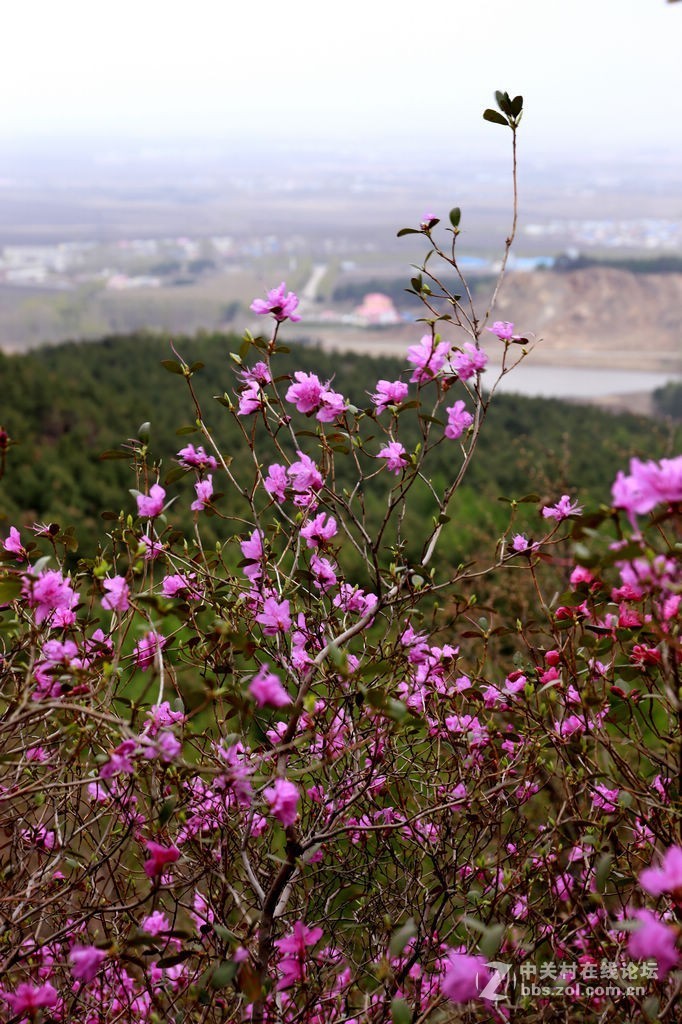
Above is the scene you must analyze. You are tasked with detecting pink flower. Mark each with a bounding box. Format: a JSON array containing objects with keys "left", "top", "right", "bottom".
[
  {"left": 285, "top": 372, "right": 346, "bottom": 422},
  {"left": 639, "top": 845, "right": 682, "bottom": 897},
  {"left": 191, "top": 475, "right": 213, "bottom": 511},
  {"left": 286, "top": 371, "right": 324, "bottom": 413},
  {"left": 264, "top": 463, "right": 288, "bottom": 502},
  {"left": 249, "top": 664, "right": 292, "bottom": 707},
  {"left": 511, "top": 533, "right": 539, "bottom": 553},
  {"left": 406, "top": 335, "right": 451, "bottom": 383},
  {"left": 101, "top": 575, "right": 130, "bottom": 613},
  {"left": 444, "top": 400, "right": 473, "bottom": 439},
  {"left": 24, "top": 569, "right": 78, "bottom": 626},
  {"left": 250, "top": 282, "right": 301, "bottom": 322},
  {"left": 141, "top": 910, "right": 170, "bottom": 935},
  {"left": 486, "top": 320, "right": 521, "bottom": 341},
  {"left": 300, "top": 513, "right": 337, "bottom": 548},
  {"left": 288, "top": 451, "right": 323, "bottom": 493},
  {"left": 264, "top": 777, "right": 300, "bottom": 826},
  {"left": 612, "top": 455, "right": 682, "bottom": 519},
  {"left": 591, "top": 784, "right": 619, "bottom": 813},
  {"left": 238, "top": 383, "right": 264, "bottom": 416},
  {"left": 310, "top": 553, "right": 337, "bottom": 591},
  {"left": 450, "top": 342, "right": 488, "bottom": 381},
  {"left": 0, "top": 982, "right": 58, "bottom": 1016},
  {"left": 256, "top": 596, "right": 292, "bottom": 635},
  {"left": 176, "top": 444, "right": 217, "bottom": 470},
  {"left": 161, "top": 572, "right": 201, "bottom": 600},
  {"left": 240, "top": 361, "right": 272, "bottom": 386},
  {"left": 274, "top": 921, "right": 324, "bottom": 990},
  {"left": 143, "top": 839, "right": 180, "bottom": 878},
  {"left": 136, "top": 484, "right": 166, "bottom": 518},
  {"left": 133, "top": 630, "right": 167, "bottom": 671},
  {"left": 70, "top": 944, "right": 107, "bottom": 983},
  {"left": 371, "top": 379, "right": 409, "bottom": 413},
  {"left": 377, "top": 441, "right": 408, "bottom": 475},
  {"left": 3, "top": 526, "right": 25, "bottom": 559},
  {"left": 628, "top": 909, "right": 679, "bottom": 978},
  {"left": 441, "top": 952, "right": 491, "bottom": 1003},
  {"left": 542, "top": 495, "right": 583, "bottom": 521}
]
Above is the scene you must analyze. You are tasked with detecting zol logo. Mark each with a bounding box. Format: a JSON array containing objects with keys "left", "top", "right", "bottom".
[{"left": 479, "top": 961, "right": 512, "bottom": 1002}]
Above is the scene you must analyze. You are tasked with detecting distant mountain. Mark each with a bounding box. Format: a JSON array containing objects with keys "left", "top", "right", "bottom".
[{"left": 492, "top": 268, "right": 682, "bottom": 372}]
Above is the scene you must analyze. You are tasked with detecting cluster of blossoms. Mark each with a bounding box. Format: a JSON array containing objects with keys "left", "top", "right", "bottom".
[{"left": 1, "top": 228, "right": 681, "bottom": 1024}]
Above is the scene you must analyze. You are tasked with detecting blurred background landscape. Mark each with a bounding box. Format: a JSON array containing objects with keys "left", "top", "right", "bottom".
[{"left": 2, "top": 0, "right": 681, "bottom": 545}]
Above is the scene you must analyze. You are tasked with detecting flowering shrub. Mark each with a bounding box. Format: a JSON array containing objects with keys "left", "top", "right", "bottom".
[{"left": 0, "top": 92, "right": 680, "bottom": 1023}]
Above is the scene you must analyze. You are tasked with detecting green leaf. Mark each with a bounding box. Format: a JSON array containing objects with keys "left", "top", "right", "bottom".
[
  {"left": 397, "top": 227, "right": 420, "bottom": 237},
  {"left": 510, "top": 94, "right": 524, "bottom": 117},
  {"left": 391, "top": 998, "right": 412, "bottom": 1024},
  {"left": 479, "top": 923, "right": 505, "bottom": 960},
  {"left": 389, "top": 917, "right": 417, "bottom": 957},
  {"left": 189, "top": 361, "right": 205, "bottom": 373},
  {"left": 160, "top": 359, "right": 185, "bottom": 375},
  {"left": 209, "top": 960, "right": 238, "bottom": 989},
  {"left": 175, "top": 424, "right": 198, "bottom": 436},
  {"left": 158, "top": 797, "right": 177, "bottom": 826},
  {"left": 595, "top": 854, "right": 613, "bottom": 894},
  {"left": 483, "top": 108, "right": 509, "bottom": 126},
  {"left": 0, "top": 577, "right": 22, "bottom": 603},
  {"left": 99, "top": 449, "right": 129, "bottom": 461},
  {"left": 449, "top": 207, "right": 461, "bottom": 228},
  {"left": 156, "top": 950, "right": 195, "bottom": 968}
]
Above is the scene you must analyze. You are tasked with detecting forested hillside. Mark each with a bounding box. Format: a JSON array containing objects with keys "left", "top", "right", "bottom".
[{"left": 1, "top": 331, "right": 678, "bottom": 564}]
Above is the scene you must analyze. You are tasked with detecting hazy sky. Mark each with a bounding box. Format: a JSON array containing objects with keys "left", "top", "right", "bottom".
[{"left": 4, "top": 0, "right": 682, "bottom": 158}]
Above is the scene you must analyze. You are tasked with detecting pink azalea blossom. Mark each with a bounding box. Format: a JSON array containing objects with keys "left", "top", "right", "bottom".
[
  {"left": 542, "top": 494, "right": 583, "bottom": 521},
  {"left": 441, "top": 952, "right": 491, "bottom": 1003},
  {"left": 628, "top": 909, "right": 679, "bottom": 978},
  {"left": 146, "top": 700, "right": 186, "bottom": 734},
  {"left": 0, "top": 982, "right": 59, "bottom": 1016},
  {"left": 444, "top": 400, "right": 473, "bottom": 439},
  {"left": 639, "top": 845, "right": 682, "bottom": 897},
  {"left": 176, "top": 443, "right": 217, "bottom": 470},
  {"left": 264, "top": 463, "right": 288, "bottom": 502},
  {"left": 238, "top": 383, "right": 264, "bottom": 416},
  {"left": 612, "top": 455, "right": 682, "bottom": 520},
  {"left": 143, "top": 839, "right": 180, "bottom": 878},
  {"left": 286, "top": 371, "right": 325, "bottom": 414},
  {"left": 141, "top": 910, "right": 171, "bottom": 935},
  {"left": 136, "top": 484, "right": 166, "bottom": 518},
  {"left": 3, "top": 526, "right": 25, "bottom": 559},
  {"left": 256, "top": 596, "right": 292, "bottom": 635},
  {"left": 288, "top": 451, "right": 323, "bottom": 493},
  {"left": 23, "top": 569, "right": 79, "bottom": 626},
  {"left": 486, "top": 320, "right": 521, "bottom": 341},
  {"left": 450, "top": 342, "right": 488, "bottom": 381},
  {"left": 264, "top": 777, "right": 300, "bottom": 826},
  {"left": 377, "top": 441, "right": 408, "bottom": 475},
  {"left": 101, "top": 575, "right": 130, "bottom": 613},
  {"left": 133, "top": 630, "right": 167, "bottom": 671},
  {"left": 407, "top": 335, "right": 451, "bottom": 383},
  {"left": 300, "top": 513, "right": 337, "bottom": 548},
  {"left": 511, "top": 533, "right": 539, "bottom": 553},
  {"left": 274, "top": 921, "right": 324, "bottom": 990},
  {"left": 191, "top": 475, "right": 213, "bottom": 511},
  {"left": 371, "top": 379, "right": 409, "bottom": 413},
  {"left": 240, "top": 361, "right": 271, "bottom": 386},
  {"left": 249, "top": 664, "right": 292, "bottom": 707},
  {"left": 70, "top": 944, "right": 107, "bottom": 983},
  {"left": 591, "top": 784, "right": 620, "bottom": 813},
  {"left": 310, "top": 553, "right": 337, "bottom": 591},
  {"left": 161, "top": 572, "right": 201, "bottom": 600},
  {"left": 250, "top": 282, "right": 301, "bottom": 322}
]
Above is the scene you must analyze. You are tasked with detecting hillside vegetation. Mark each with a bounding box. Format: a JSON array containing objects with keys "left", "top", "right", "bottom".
[{"left": 1, "top": 331, "right": 678, "bottom": 565}]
